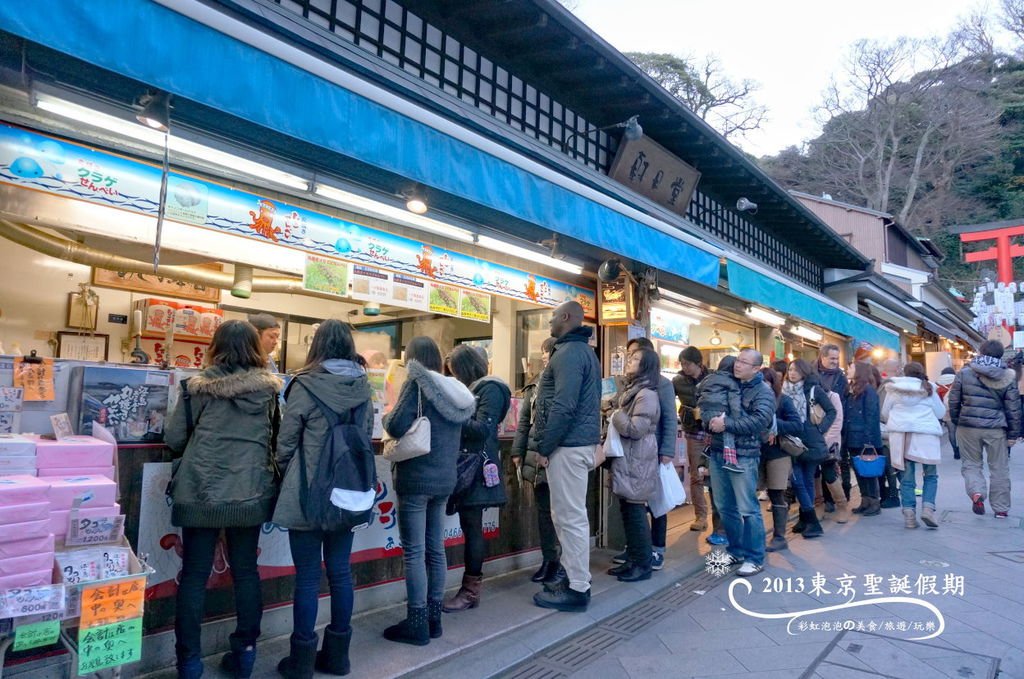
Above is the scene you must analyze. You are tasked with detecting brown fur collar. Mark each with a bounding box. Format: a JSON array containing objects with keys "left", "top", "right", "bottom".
[{"left": 188, "top": 367, "right": 282, "bottom": 399}]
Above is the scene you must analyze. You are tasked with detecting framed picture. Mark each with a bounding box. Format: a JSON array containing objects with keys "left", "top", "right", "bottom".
[
  {"left": 67, "top": 291, "right": 99, "bottom": 330},
  {"left": 57, "top": 332, "right": 109, "bottom": 362}
]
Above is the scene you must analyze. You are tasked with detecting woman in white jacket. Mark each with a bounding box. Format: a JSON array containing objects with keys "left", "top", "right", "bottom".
[{"left": 880, "top": 362, "right": 945, "bottom": 529}]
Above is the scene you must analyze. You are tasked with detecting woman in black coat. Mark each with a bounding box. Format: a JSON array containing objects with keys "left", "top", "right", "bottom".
[
  {"left": 759, "top": 368, "right": 803, "bottom": 553},
  {"left": 444, "top": 345, "right": 511, "bottom": 613}
]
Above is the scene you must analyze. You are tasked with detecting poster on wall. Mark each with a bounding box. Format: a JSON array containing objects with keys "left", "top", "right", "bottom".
[
  {"left": 67, "top": 366, "right": 172, "bottom": 443},
  {"left": 0, "top": 123, "right": 596, "bottom": 317},
  {"left": 303, "top": 255, "right": 350, "bottom": 297},
  {"left": 349, "top": 264, "right": 393, "bottom": 303},
  {"left": 138, "top": 458, "right": 499, "bottom": 599}
]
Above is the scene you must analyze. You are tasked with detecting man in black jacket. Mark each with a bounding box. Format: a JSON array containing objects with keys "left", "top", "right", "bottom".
[
  {"left": 673, "top": 347, "right": 715, "bottom": 534},
  {"left": 707, "top": 349, "right": 775, "bottom": 577},
  {"left": 817, "top": 344, "right": 851, "bottom": 506},
  {"left": 530, "top": 301, "right": 601, "bottom": 612},
  {"left": 948, "top": 339, "right": 1022, "bottom": 518}
]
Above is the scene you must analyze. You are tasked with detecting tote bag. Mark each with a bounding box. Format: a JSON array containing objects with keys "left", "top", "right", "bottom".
[{"left": 382, "top": 387, "right": 431, "bottom": 462}]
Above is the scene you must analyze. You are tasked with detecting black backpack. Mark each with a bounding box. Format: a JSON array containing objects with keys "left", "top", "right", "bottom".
[{"left": 290, "top": 379, "right": 376, "bottom": 533}]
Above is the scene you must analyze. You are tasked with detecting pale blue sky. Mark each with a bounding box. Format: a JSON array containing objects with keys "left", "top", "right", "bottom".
[{"left": 573, "top": 0, "right": 1010, "bottom": 157}]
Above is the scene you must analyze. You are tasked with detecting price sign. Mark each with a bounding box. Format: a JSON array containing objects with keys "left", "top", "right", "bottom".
[
  {"left": 0, "top": 584, "right": 66, "bottom": 619},
  {"left": 13, "top": 614, "right": 60, "bottom": 651},
  {"left": 78, "top": 616, "right": 142, "bottom": 675},
  {"left": 79, "top": 577, "right": 145, "bottom": 628},
  {"left": 66, "top": 514, "right": 126, "bottom": 546}
]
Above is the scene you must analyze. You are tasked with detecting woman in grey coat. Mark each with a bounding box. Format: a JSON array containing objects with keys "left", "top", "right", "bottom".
[
  {"left": 607, "top": 347, "right": 661, "bottom": 583},
  {"left": 444, "top": 344, "right": 511, "bottom": 613},
  {"left": 273, "top": 320, "right": 373, "bottom": 679},
  {"left": 165, "top": 320, "right": 281, "bottom": 679}
]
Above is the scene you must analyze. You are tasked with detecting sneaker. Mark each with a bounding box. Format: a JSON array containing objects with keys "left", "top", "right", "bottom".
[
  {"left": 651, "top": 552, "right": 664, "bottom": 571},
  {"left": 735, "top": 561, "right": 763, "bottom": 577},
  {"left": 995, "top": 511, "right": 1009, "bottom": 519},
  {"left": 611, "top": 550, "right": 628, "bottom": 564},
  {"left": 757, "top": 490, "right": 769, "bottom": 501},
  {"left": 706, "top": 533, "right": 728, "bottom": 546},
  {"left": 914, "top": 488, "right": 923, "bottom": 496},
  {"left": 972, "top": 494, "right": 985, "bottom": 516},
  {"left": 533, "top": 586, "right": 590, "bottom": 612},
  {"left": 722, "top": 462, "right": 744, "bottom": 473}
]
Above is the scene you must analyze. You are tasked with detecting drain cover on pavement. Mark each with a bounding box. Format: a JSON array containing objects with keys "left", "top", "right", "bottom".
[{"left": 801, "top": 630, "right": 1000, "bottom": 679}]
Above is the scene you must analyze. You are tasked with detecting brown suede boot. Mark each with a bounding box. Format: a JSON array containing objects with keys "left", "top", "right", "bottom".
[
  {"left": 443, "top": 574, "right": 482, "bottom": 612},
  {"left": 826, "top": 479, "right": 850, "bottom": 524}
]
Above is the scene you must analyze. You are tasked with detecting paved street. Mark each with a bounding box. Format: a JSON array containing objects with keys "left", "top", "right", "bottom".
[{"left": 161, "top": 438, "right": 1024, "bottom": 679}]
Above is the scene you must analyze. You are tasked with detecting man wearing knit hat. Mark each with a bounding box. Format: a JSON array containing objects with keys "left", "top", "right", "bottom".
[{"left": 673, "top": 347, "right": 716, "bottom": 536}]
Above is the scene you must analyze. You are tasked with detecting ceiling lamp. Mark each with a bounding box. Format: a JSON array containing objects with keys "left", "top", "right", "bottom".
[
  {"left": 789, "top": 325, "right": 824, "bottom": 342},
  {"left": 135, "top": 91, "right": 170, "bottom": 132},
  {"left": 746, "top": 305, "right": 785, "bottom": 327},
  {"left": 709, "top": 329, "right": 722, "bottom": 346},
  {"left": 401, "top": 187, "right": 428, "bottom": 214}
]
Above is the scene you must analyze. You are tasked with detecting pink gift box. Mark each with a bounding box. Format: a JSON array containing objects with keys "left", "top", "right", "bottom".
[
  {"left": 0, "top": 530, "right": 53, "bottom": 557},
  {"left": 0, "top": 551, "right": 54, "bottom": 577},
  {"left": 0, "top": 475, "right": 50, "bottom": 504},
  {"left": 0, "top": 501, "right": 50, "bottom": 525},
  {"left": 0, "top": 568, "right": 51, "bottom": 589},
  {"left": 39, "top": 466, "right": 116, "bottom": 482},
  {"left": 0, "top": 455, "right": 37, "bottom": 472},
  {"left": 45, "top": 476, "right": 117, "bottom": 511},
  {"left": 49, "top": 504, "right": 121, "bottom": 539},
  {"left": 0, "top": 435, "right": 36, "bottom": 456},
  {"left": 34, "top": 436, "right": 114, "bottom": 469}
]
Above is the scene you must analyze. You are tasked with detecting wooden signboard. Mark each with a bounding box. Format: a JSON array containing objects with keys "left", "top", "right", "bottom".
[
  {"left": 92, "top": 264, "right": 223, "bottom": 303},
  {"left": 608, "top": 136, "right": 701, "bottom": 218}
]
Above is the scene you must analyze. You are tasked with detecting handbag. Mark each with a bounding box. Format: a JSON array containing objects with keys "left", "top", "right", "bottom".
[
  {"left": 453, "top": 451, "right": 486, "bottom": 497},
  {"left": 851, "top": 445, "right": 886, "bottom": 477},
  {"left": 809, "top": 396, "right": 826, "bottom": 426},
  {"left": 383, "top": 386, "right": 431, "bottom": 462},
  {"left": 779, "top": 434, "right": 807, "bottom": 457}
]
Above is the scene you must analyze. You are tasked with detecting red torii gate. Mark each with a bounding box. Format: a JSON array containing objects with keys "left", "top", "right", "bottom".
[{"left": 954, "top": 220, "right": 1024, "bottom": 285}]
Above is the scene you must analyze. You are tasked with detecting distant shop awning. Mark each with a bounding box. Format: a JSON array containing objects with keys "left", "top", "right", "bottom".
[
  {"left": 726, "top": 261, "right": 900, "bottom": 351},
  {"left": 864, "top": 300, "right": 918, "bottom": 335}
]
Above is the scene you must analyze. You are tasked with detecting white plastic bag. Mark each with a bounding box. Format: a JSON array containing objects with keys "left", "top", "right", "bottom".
[
  {"left": 648, "top": 464, "right": 687, "bottom": 518},
  {"left": 603, "top": 421, "right": 625, "bottom": 458}
]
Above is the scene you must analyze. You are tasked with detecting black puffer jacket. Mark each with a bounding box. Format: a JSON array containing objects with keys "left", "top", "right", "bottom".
[
  {"left": 792, "top": 378, "right": 837, "bottom": 464},
  {"left": 452, "top": 377, "right": 511, "bottom": 509},
  {"left": 673, "top": 366, "right": 706, "bottom": 435},
  {"left": 383, "top": 360, "right": 476, "bottom": 497},
  {"left": 529, "top": 326, "right": 602, "bottom": 457},
  {"left": 948, "top": 356, "right": 1022, "bottom": 434},
  {"left": 655, "top": 376, "right": 678, "bottom": 460},
  {"left": 761, "top": 394, "right": 803, "bottom": 462},
  {"left": 706, "top": 371, "right": 775, "bottom": 457}
]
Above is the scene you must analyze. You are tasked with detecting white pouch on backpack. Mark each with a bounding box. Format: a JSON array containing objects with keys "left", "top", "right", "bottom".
[{"left": 330, "top": 487, "right": 376, "bottom": 512}]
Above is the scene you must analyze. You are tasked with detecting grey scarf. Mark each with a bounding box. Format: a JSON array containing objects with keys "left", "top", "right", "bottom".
[{"left": 783, "top": 379, "right": 808, "bottom": 423}]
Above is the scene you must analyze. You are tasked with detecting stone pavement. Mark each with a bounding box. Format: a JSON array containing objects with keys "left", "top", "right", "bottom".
[{"left": 143, "top": 439, "right": 1023, "bottom": 679}]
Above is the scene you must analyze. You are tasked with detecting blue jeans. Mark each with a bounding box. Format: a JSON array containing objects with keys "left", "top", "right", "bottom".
[
  {"left": 398, "top": 494, "right": 448, "bottom": 608},
  {"left": 791, "top": 458, "right": 818, "bottom": 511},
  {"left": 900, "top": 460, "right": 938, "bottom": 508},
  {"left": 175, "top": 526, "right": 262, "bottom": 662},
  {"left": 708, "top": 453, "right": 765, "bottom": 566},
  {"left": 288, "top": 528, "right": 355, "bottom": 641}
]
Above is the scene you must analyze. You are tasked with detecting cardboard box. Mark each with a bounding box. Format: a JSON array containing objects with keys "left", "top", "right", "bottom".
[
  {"left": 0, "top": 534, "right": 54, "bottom": 559},
  {"left": 0, "top": 568, "right": 51, "bottom": 589},
  {"left": 45, "top": 476, "right": 117, "bottom": 511},
  {"left": 0, "top": 519, "right": 51, "bottom": 544},
  {"left": 0, "top": 500, "right": 49, "bottom": 525},
  {"left": 34, "top": 435, "right": 114, "bottom": 469},
  {"left": 0, "top": 551, "right": 54, "bottom": 577},
  {"left": 0, "top": 435, "right": 36, "bottom": 456},
  {"left": 0, "top": 475, "right": 50, "bottom": 504},
  {"left": 133, "top": 298, "right": 178, "bottom": 338}
]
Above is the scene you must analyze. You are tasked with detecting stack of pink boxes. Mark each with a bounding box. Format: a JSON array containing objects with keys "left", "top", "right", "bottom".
[
  {"left": 0, "top": 434, "right": 37, "bottom": 476},
  {"left": 35, "top": 436, "right": 116, "bottom": 482},
  {"left": 0, "top": 475, "right": 54, "bottom": 589},
  {"left": 45, "top": 475, "right": 119, "bottom": 542}
]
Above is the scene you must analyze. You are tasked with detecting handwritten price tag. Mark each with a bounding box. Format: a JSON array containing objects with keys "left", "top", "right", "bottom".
[
  {"left": 78, "top": 616, "right": 142, "bottom": 674},
  {"left": 13, "top": 614, "right": 60, "bottom": 651},
  {"left": 80, "top": 577, "right": 145, "bottom": 628},
  {"left": 0, "top": 584, "right": 66, "bottom": 619},
  {"left": 66, "top": 514, "right": 126, "bottom": 546}
]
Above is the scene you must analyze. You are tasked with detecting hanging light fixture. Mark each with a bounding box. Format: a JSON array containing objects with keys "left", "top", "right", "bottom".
[
  {"left": 709, "top": 329, "right": 722, "bottom": 346},
  {"left": 401, "top": 186, "right": 428, "bottom": 214},
  {"left": 136, "top": 91, "right": 170, "bottom": 132}
]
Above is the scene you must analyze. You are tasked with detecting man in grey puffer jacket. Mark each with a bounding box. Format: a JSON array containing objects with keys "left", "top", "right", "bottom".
[{"left": 948, "top": 339, "right": 1022, "bottom": 518}]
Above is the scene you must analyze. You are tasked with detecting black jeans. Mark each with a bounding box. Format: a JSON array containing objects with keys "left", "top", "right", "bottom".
[
  {"left": 619, "top": 498, "right": 652, "bottom": 568},
  {"left": 534, "top": 482, "right": 560, "bottom": 563},
  {"left": 175, "top": 525, "right": 263, "bottom": 662},
  {"left": 458, "top": 507, "right": 486, "bottom": 576},
  {"left": 648, "top": 509, "right": 667, "bottom": 550},
  {"left": 288, "top": 528, "right": 355, "bottom": 641}
]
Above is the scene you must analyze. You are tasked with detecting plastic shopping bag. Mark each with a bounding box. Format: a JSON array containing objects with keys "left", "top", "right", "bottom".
[
  {"left": 603, "top": 421, "right": 625, "bottom": 458},
  {"left": 649, "top": 463, "right": 687, "bottom": 518}
]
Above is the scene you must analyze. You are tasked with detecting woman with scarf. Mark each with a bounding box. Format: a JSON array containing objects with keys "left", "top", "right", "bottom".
[
  {"left": 606, "top": 346, "right": 661, "bottom": 582},
  {"left": 882, "top": 362, "right": 945, "bottom": 529},
  {"left": 782, "top": 359, "right": 836, "bottom": 539},
  {"left": 444, "top": 344, "right": 512, "bottom": 612}
]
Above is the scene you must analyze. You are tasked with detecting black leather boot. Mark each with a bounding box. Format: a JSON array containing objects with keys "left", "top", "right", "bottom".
[
  {"left": 766, "top": 504, "right": 788, "bottom": 552},
  {"left": 531, "top": 560, "right": 560, "bottom": 583},
  {"left": 314, "top": 627, "right": 351, "bottom": 676},
  {"left": 383, "top": 605, "right": 429, "bottom": 646},
  {"left": 801, "top": 509, "right": 823, "bottom": 538},
  {"left": 427, "top": 599, "right": 443, "bottom": 639}
]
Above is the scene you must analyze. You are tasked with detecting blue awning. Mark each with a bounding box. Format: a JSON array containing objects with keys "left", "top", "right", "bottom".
[
  {"left": 727, "top": 261, "right": 900, "bottom": 351},
  {"left": 0, "top": 0, "right": 720, "bottom": 289}
]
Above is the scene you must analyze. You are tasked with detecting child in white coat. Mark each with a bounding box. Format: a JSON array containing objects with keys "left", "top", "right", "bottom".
[{"left": 880, "top": 362, "right": 945, "bottom": 529}]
